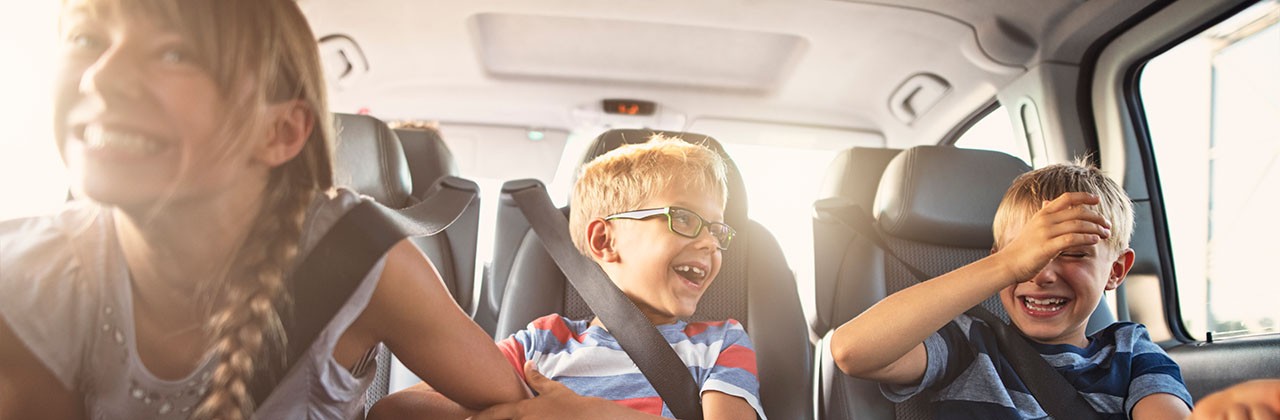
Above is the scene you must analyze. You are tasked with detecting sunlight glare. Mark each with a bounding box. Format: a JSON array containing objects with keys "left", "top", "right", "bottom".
[{"left": 0, "top": 3, "right": 66, "bottom": 221}]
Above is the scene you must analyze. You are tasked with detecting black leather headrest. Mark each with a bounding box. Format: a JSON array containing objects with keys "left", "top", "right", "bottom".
[
  {"left": 579, "top": 129, "right": 749, "bottom": 222},
  {"left": 873, "top": 146, "right": 1030, "bottom": 248},
  {"left": 394, "top": 128, "right": 459, "bottom": 199},
  {"left": 332, "top": 113, "right": 413, "bottom": 207}
]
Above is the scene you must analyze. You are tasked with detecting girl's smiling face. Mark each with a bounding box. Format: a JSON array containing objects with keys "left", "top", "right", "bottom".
[{"left": 55, "top": 4, "right": 265, "bottom": 212}]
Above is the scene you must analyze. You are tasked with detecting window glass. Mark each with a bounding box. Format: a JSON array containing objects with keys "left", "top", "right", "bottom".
[
  {"left": 953, "top": 105, "right": 1030, "bottom": 164},
  {"left": 1139, "top": 0, "right": 1280, "bottom": 339}
]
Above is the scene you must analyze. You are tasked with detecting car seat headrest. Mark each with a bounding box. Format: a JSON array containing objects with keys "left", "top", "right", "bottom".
[
  {"left": 577, "top": 129, "right": 749, "bottom": 222},
  {"left": 873, "top": 146, "right": 1030, "bottom": 248},
  {"left": 332, "top": 113, "right": 413, "bottom": 207},
  {"left": 818, "top": 147, "right": 902, "bottom": 206},
  {"left": 394, "top": 127, "right": 459, "bottom": 198}
]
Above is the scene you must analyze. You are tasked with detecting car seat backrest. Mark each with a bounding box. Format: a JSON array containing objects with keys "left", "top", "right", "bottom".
[
  {"left": 487, "top": 129, "right": 813, "bottom": 420},
  {"left": 811, "top": 145, "right": 1028, "bottom": 420},
  {"left": 330, "top": 114, "right": 478, "bottom": 413},
  {"left": 332, "top": 114, "right": 414, "bottom": 208},
  {"left": 394, "top": 128, "right": 460, "bottom": 199},
  {"left": 811, "top": 147, "right": 901, "bottom": 336},
  {"left": 393, "top": 127, "right": 477, "bottom": 314}
]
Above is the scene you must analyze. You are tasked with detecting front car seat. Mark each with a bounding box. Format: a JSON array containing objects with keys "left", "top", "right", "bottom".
[{"left": 485, "top": 129, "right": 814, "bottom": 420}]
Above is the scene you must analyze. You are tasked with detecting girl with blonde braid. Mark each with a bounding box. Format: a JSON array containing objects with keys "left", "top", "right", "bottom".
[{"left": 0, "top": 1, "right": 527, "bottom": 419}]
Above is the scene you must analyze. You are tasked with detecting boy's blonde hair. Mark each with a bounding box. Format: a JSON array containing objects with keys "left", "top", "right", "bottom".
[
  {"left": 993, "top": 158, "right": 1134, "bottom": 253},
  {"left": 570, "top": 135, "right": 729, "bottom": 256}
]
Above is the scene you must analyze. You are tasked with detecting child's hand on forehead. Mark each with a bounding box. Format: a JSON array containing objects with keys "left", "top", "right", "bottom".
[{"left": 996, "top": 192, "right": 1112, "bottom": 283}]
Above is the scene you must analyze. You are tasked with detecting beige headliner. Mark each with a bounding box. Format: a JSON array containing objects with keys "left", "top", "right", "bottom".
[{"left": 301, "top": 0, "right": 1155, "bottom": 148}]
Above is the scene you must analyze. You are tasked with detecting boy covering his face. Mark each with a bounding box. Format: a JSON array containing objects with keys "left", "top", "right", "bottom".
[{"left": 831, "top": 160, "right": 1193, "bottom": 419}]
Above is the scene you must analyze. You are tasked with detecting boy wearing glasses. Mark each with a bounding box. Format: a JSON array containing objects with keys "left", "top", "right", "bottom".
[{"left": 370, "top": 135, "right": 763, "bottom": 420}]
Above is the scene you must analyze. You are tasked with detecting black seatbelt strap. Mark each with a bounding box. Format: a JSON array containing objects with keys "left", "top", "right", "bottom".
[
  {"left": 816, "top": 202, "right": 1102, "bottom": 420},
  {"left": 249, "top": 176, "right": 479, "bottom": 406},
  {"left": 504, "top": 179, "right": 705, "bottom": 420}
]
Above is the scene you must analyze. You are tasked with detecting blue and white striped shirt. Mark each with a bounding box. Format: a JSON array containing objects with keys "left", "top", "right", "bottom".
[{"left": 883, "top": 315, "right": 1193, "bottom": 419}]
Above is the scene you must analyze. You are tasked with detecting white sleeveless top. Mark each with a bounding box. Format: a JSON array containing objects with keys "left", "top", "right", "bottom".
[{"left": 0, "top": 189, "right": 383, "bottom": 419}]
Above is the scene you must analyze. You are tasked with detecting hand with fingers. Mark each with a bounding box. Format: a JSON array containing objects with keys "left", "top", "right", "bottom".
[
  {"left": 468, "top": 361, "right": 660, "bottom": 420},
  {"left": 1188, "top": 379, "right": 1280, "bottom": 420},
  {"left": 995, "top": 192, "right": 1112, "bottom": 283}
]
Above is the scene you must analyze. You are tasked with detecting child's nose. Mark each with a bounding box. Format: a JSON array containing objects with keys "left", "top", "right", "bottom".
[
  {"left": 81, "top": 46, "right": 143, "bottom": 102},
  {"left": 1031, "top": 267, "right": 1057, "bottom": 286},
  {"left": 693, "top": 228, "right": 719, "bottom": 251}
]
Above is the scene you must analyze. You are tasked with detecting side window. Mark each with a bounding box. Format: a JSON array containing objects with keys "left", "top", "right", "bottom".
[
  {"left": 953, "top": 105, "right": 1030, "bottom": 164},
  {"left": 1139, "top": 1, "right": 1280, "bottom": 339}
]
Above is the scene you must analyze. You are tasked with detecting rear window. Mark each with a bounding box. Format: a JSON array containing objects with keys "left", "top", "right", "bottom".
[{"left": 953, "top": 105, "right": 1030, "bottom": 165}]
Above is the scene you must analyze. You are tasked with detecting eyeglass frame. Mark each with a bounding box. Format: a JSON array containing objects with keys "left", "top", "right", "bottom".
[{"left": 603, "top": 206, "right": 736, "bottom": 250}]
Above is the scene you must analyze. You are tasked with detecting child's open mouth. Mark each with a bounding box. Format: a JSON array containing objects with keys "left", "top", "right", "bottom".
[
  {"left": 1020, "top": 296, "right": 1070, "bottom": 317},
  {"left": 673, "top": 264, "right": 708, "bottom": 288},
  {"left": 75, "top": 123, "right": 172, "bottom": 159}
]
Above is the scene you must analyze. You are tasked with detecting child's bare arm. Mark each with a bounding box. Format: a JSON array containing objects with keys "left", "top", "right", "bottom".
[
  {"left": 830, "top": 192, "right": 1111, "bottom": 385},
  {"left": 468, "top": 362, "right": 759, "bottom": 420},
  {"left": 703, "top": 390, "right": 759, "bottom": 420},
  {"left": 0, "top": 317, "right": 86, "bottom": 420},
  {"left": 367, "top": 382, "right": 476, "bottom": 420},
  {"left": 366, "top": 241, "right": 530, "bottom": 409},
  {"left": 1132, "top": 392, "right": 1192, "bottom": 419},
  {"left": 469, "top": 362, "right": 667, "bottom": 420}
]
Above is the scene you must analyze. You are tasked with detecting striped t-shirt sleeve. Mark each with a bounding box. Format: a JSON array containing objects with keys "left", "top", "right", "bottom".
[
  {"left": 497, "top": 323, "right": 538, "bottom": 382},
  {"left": 1123, "top": 325, "right": 1194, "bottom": 415},
  {"left": 699, "top": 319, "right": 767, "bottom": 419}
]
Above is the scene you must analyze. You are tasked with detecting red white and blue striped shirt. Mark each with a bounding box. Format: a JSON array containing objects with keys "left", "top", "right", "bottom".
[{"left": 498, "top": 314, "right": 766, "bottom": 419}]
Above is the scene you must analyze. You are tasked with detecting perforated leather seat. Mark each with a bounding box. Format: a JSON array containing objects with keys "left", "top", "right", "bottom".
[
  {"left": 811, "top": 146, "right": 1116, "bottom": 420},
  {"left": 482, "top": 129, "right": 813, "bottom": 420}
]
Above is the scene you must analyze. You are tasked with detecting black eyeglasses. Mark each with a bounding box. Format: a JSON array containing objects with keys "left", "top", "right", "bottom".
[{"left": 604, "top": 206, "right": 735, "bottom": 250}]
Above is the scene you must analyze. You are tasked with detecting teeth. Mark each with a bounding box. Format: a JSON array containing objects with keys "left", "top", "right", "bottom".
[
  {"left": 674, "top": 265, "right": 706, "bottom": 279},
  {"left": 83, "top": 125, "right": 163, "bottom": 155},
  {"left": 1026, "top": 297, "right": 1065, "bottom": 305},
  {"left": 1023, "top": 297, "right": 1067, "bottom": 312}
]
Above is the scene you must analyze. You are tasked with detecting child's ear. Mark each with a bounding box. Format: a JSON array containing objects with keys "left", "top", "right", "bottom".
[
  {"left": 586, "top": 218, "right": 620, "bottom": 263},
  {"left": 1105, "top": 248, "right": 1136, "bottom": 290},
  {"left": 255, "top": 100, "right": 314, "bottom": 167}
]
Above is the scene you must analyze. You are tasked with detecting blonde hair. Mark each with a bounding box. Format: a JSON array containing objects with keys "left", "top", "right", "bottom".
[
  {"left": 65, "top": 1, "right": 335, "bottom": 418},
  {"left": 992, "top": 158, "right": 1134, "bottom": 253},
  {"left": 569, "top": 134, "right": 729, "bottom": 256}
]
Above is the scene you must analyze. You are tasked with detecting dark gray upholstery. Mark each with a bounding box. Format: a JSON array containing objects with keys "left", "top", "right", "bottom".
[
  {"left": 873, "top": 146, "right": 1028, "bottom": 248},
  {"left": 395, "top": 128, "right": 460, "bottom": 199},
  {"left": 813, "top": 145, "right": 1117, "bottom": 420},
  {"left": 811, "top": 147, "right": 901, "bottom": 335},
  {"left": 485, "top": 129, "right": 813, "bottom": 420},
  {"left": 394, "top": 127, "right": 477, "bottom": 316},
  {"left": 333, "top": 114, "right": 413, "bottom": 207},
  {"left": 330, "top": 114, "right": 477, "bottom": 413}
]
